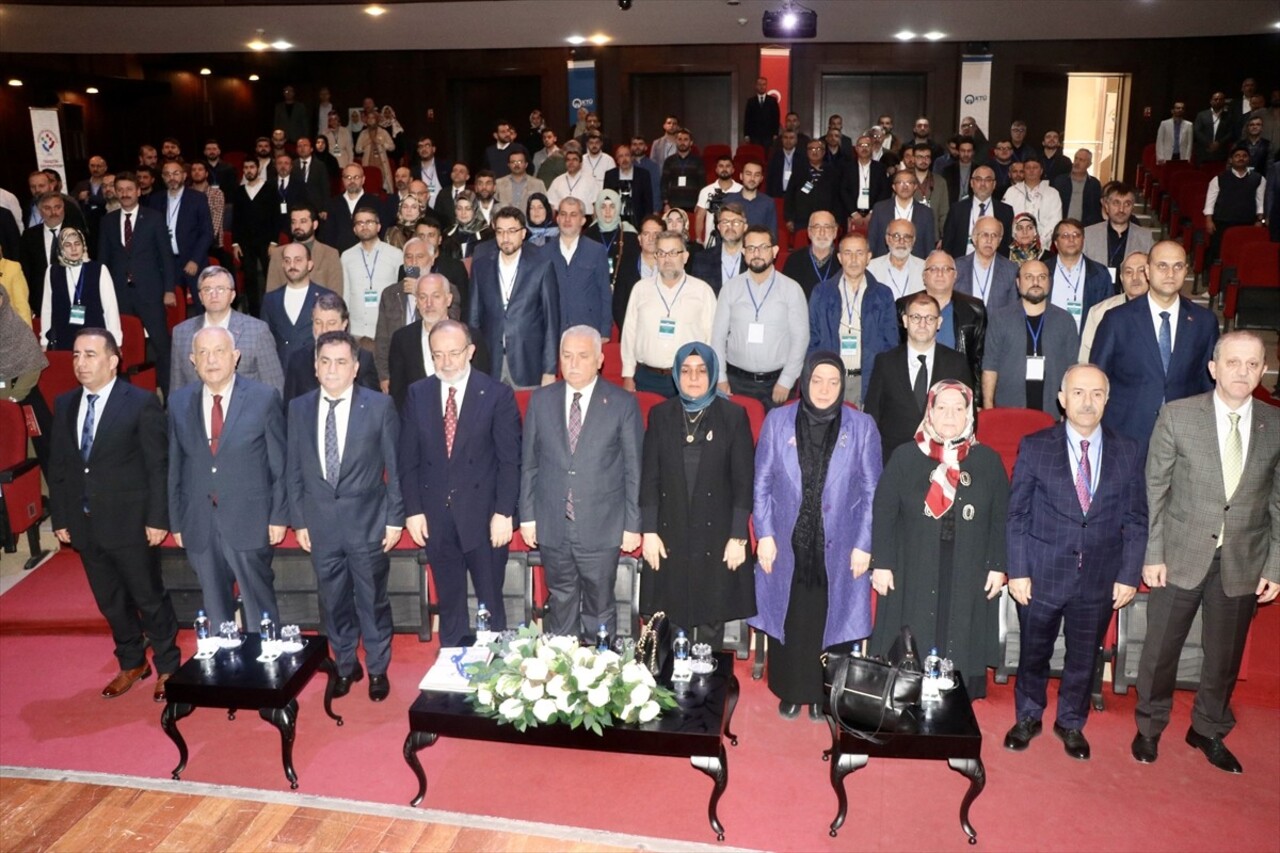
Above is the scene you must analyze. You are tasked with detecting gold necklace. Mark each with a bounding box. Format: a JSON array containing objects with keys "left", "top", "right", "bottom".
[{"left": 683, "top": 409, "right": 707, "bottom": 444}]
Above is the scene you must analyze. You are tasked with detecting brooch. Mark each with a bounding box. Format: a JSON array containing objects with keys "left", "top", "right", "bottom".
[
  {"left": 839, "top": 431, "right": 849, "bottom": 447},
  {"left": 962, "top": 504, "right": 976, "bottom": 521},
  {"left": 706, "top": 430, "right": 713, "bottom": 442},
  {"left": 959, "top": 472, "right": 971, "bottom": 487}
]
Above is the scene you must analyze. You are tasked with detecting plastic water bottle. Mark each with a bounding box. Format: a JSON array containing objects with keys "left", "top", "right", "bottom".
[
  {"left": 260, "top": 611, "right": 276, "bottom": 642},
  {"left": 673, "top": 629, "right": 691, "bottom": 660},
  {"left": 194, "top": 609, "right": 210, "bottom": 640},
  {"left": 595, "top": 624, "right": 610, "bottom": 652},
  {"left": 924, "top": 646, "right": 942, "bottom": 679},
  {"left": 476, "top": 602, "right": 491, "bottom": 632}
]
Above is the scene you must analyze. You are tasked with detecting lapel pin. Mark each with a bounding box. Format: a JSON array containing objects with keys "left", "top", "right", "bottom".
[
  {"left": 839, "top": 431, "right": 848, "bottom": 447},
  {"left": 959, "top": 472, "right": 971, "bottom": 487},
  {"left": 962, "top": 504, "right": 975, "bottom": 521}
]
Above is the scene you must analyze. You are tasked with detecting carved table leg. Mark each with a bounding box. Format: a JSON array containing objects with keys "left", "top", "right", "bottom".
[
  {"left": 947, "top": 757, "right": 986, "bottom": 844},
  {"left": 318, "top": 656, "right": 343, "bottom": 726},
  {"left": 259, "top": 700, "right": 299, "bottom": 789},
  {"left": 690, "top": 744, "right": 728, "bottom": 841},
  {"left": 404, "top": 730, "right": 439, "bottom": 807},
  {"left": 723, "top": 674, "right": 741, "bottom": 747},
  {"left": 161, "top": 702, "right": 196, "bottom": 780},
  {"left": 828, "top": 749, "right": 869, "bottom": 837}
]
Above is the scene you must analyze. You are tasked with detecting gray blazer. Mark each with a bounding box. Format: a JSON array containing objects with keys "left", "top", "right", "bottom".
[
  {"left": 520, "top": 379, "right": 643, "bottom": 552},
  {"left": 982, "top": 302, "right": 1079, "bottom": 412},
  {"left": 171, "top": 311, "right": 285, "bottom": 394},
  {"left": 954, "top": 252, "right": 1020, "bottom": 311},
  {"left": 1082, "top": 221, "right": 1153, "bottom": 269},
  {"left": 1145, "top": 392, "right": 1280, "bottom": 596}
]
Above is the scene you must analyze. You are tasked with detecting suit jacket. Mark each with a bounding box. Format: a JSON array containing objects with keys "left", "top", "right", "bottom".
[
  {"left": 744, "top": 94, "right": 781, "bottom": 143},
  {"left": 468, "top": 249, "right": 559, "bottom": 387},
  {"left": 286, "top": 384, "right": 404, "bottom": 548},
  {"left": 1145, "top": 392, "right": 1280, "bottom": 595},
  {"left": 807, "top": 273, "right": 899, "bottom": 402},
  {"left": 156, "top": 190, "right": 214, "bottom": 286},
  {"left": 942, "top": 196, "right": 1014, "bottom": 258},
  {"left": 49, "top": 381, "right": 168, "bottom": 550},
  {"left": 1090, "top": 295, "right": 1217, "bottom": 445},
  {"left": 867, "top": 199, "right": 936, "bottom": 260},
  {"left": 1156, "top": 118, "right": 1194, "bottom": 163},
  {"left": 283, "top": 345, "right": 379, "bottom": 402},
  {"left": 398, "top": 370, "right": 522, "bottom": 557},
  {"left": 1193, "top": 108, "right": 1236, "bottom": 162},
  {"left": 1082, "top": 222, "right": 1153, "bottom": 269},
  {"left": 167, "top": 376, "right": 287, "bottom": 552},
  {"left": 97, "top": 206, "right": 177, "bottom": 314},
  {"left": 838, "top": 160, "right": 891, "bottom": 216},
  {"left": 894, "top": 292, "right": 988, "bottom": 404},
  {"left": 548, "top": 237, "right": 612, "bottom": 338},
  {"left": 520, "top": 379, "right": 643, "bottom": 551},
  {"left": 266, "top": 177, "right": 310, "bottom": 242},
  {"left": 1050, "top": 174, "right": 1104, "bottom": 227},
  {"left": 264, "top": 239, "right": 344, "bottom": 294},
  {"left": 321, "top": 192, "right": 382, "bottom": 253},
  {"left": 784, "top": 160, "right": 842, "bottom": 228},
  {"left": 261, "top": 282, "right": 332, "bottom": 366},
  {"left": 229, "top": 184, "right": 277, "bottom": 254},
  {"left": 863, "top": 343, "right": 975, "bottom": 462},
  {"left": 982, "top": 303, "right": 1079, "bottom": 411},
  {"left": 1045, "top": 253, "right": 1115, "bottom": 323},
  {"left": 954, "top": 252, "right": 1020, "bottom": 311},
  {"left": 388, "top": 320, "right": 491, "bottom": 410},
  {"left": 18, "top": 225, "right": 56, "bottom": 316},
  {"left": 1007, "top": 423, "right": 1148, "bottom": 600},
  {"left": 170, "top": 311, "right": 285, "bottom": 394},
  {"left": 293, "top": 157, "right": 331, "bottom": 211},
  {"left": 766, "top": 146, "right": 801, "bottom": 198},
  {"left": 602, "top": 168, "right": 655, "bottom": 226},
  {"left": 687, "top": 247, "right": 747, "bottom": 296}
]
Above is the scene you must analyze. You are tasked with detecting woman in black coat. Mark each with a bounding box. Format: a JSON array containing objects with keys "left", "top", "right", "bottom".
[{"left": 640, "top": 341, "right": 755, "bottom": 649}]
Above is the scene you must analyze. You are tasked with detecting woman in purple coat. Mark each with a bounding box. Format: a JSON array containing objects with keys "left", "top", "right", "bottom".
[{"left": 750, "top": 351, "right": 884, "bottom": 719}]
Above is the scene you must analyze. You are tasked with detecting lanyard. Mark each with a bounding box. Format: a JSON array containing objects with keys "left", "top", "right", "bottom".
[
  {"left": 70, "top": 265, "right": 84, "bottom": 305},
  {"left": 566, "top": 174, "right": 583, "bottom": 196},
  {"left": 585, "top": 154, "right": 604, "bottom": 178},
  {"left": 884, "top": 264, "right": 910, "bottom": 299},
  {"left": 655, "top": 275, "right": 687, "bottom": 317},
  {"left": 1026, "top": 314, "right": 1045, "bottom": 356},
  {"left": 1107, "top": 229, "right": 1128, "bottom": 268},
  {"left": 745, "top": 270, "right": 777, "bottom": 321},
  {"left": 841, "top": 277, "right": 861, "bottom": 327},
  {"left": 601, "top": 230, "right": 618, "bottom": 257},
  {"left": 809, "top": 249, "right": 835, "bottom": 282},
  {"left": 973, "top": 259, "right": 993, "bottom": 302},
  {"left": 721, "top": 251, "right": 741, "bottom": 283},
  {"left": 1056, "top": 259, "right": 1082, "bottom": 301},
  {"left": 361, "top": 248, "right": 380, "bottom": 290},
  {"left": 498, "top": 259, "right": 518, "bottom": 307},
  {"left": 1067, "top": 437, "right": 1101, "bottom": 497}
]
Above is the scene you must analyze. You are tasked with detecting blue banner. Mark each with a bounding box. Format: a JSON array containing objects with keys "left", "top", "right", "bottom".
[{"left": 567, "top": 60, "right": 597, "bottom": 130}]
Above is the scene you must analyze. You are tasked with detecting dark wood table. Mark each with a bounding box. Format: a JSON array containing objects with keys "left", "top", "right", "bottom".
[
  {"left": 824, "top": 676, "right": 985, "bottom": 844},
  {"left": 161, "top": 634, "right": 342, "bottom": 789},
  {"left": 404, "top": 651, "right": 740, "bottom": 840}
]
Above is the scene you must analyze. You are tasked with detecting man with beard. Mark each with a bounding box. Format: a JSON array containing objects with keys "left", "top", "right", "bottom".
[
  {"left": 781, "top": 209, "right": 839, "bottom": 299},
  {"left": 230, "top": 159, "right": 275, "bottom": 316},
  {"left": 266, "top": 203, "right": 344, "bottom": 294}
]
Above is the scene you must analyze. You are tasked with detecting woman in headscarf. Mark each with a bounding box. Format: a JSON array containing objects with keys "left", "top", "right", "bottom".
[
  {"left": 1008, "top": 212, "right": 1044, "bottom": 265},
  {"left": 868, "top": 380, "right": 1007, "bottom": 699},
  {"left": 387, "top": 194, "right": 425, "bottom": 249},
  {"left": 312, "top": 133, "right": 342, "bottom": 190},
  {"left": 750, "top": 351, "right": 883, "bottom": 720},
  {"left": 356, "top": 108, "right": 395, "bottom": 194},
  {"left": 0, "top": 242, "right": 33, "bottom": 328},
  {"left": 525, "top": 193, "right": 559, "bottom": 247},
  {"left": 40, "top": 227, "right": 122, "bottom": 352},
  {"left": 585, "top": 189, "right": 639, "bottom": 299},
  {"left": 640, "top": 342, "right": 755, "bottom": 650},
  {"left": 663, "top": 206, "right": 701, "bottom": 261},
  {"left": 379, "top": 105, "right": 407, "bottom": 164},
  {"left": 442, "top": 190, "right": 493, "bottom": 260}
]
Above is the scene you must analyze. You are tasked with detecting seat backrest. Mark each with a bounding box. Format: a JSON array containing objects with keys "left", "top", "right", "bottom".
[
  {"left": 1220, "top": 226, "right": 1270, "bottom": 263},
  {"left": 975, "top": 407, "right": 1057, "bottom": 478},
  {"left": 634, "top": 391, "right": 666, "bottom": 427},
  {"left": 1236, "top": 242, "right": 1280, "bottom": 285},
  {"left": 118, "top": 315, "right": 147, "bottom": 369},
  {"left": 363, "top": 166, "right": 383, "bottom": 195},
  {"left": 727, "top": 394, "right": 767, "bottom": 444},
  {"left": 600, "top": 340, "right": 623, "bottom": 383},
  {"left": 37, "top": 351, "right": 79, "bottom": 411},
  {"left": 0, "top": 400, "right": 27, "bottom": 469}
]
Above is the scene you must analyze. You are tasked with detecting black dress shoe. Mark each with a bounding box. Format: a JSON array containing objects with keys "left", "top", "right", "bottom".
[
  {"left": 1186, "top": 727, "right": 1242, "bottom": 774},
  {"left": 808, "top": 703, "right": 825, "bottom": 722},
  {"left": 1053, "top": 722, "right": 1091, "bottom": 760},
  {"left": 1003, "top": 718, "right": 1042, "bottom": 751},
  {"left": 369, "top": 673, "right": 390, "bottom": 702},
  {"left": 1131, "top": 733, "right": 1160, "bottom": 764},
  {"left": 778, "top": 701, "right": 801, "bottom": 719},
  {"left": 332, "top": 663, "right": 365, "bottom": 699}
]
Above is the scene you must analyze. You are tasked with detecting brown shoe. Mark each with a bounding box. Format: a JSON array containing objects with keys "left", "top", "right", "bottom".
[
  {"left": 102, "top": 664, "right": 152, "bottom": 698},
  {"left": 153, "top": 673, "right": 173, "bottom": 703}
]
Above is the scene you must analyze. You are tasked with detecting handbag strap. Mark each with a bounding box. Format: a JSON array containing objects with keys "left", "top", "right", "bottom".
[{"left": 828, "top": 657, "right": 898, "bottom": 745}]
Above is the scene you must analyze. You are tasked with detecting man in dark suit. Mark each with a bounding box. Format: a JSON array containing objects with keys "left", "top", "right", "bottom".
[
  {"left": 411, "top": 137, "right": 451, "bottom": 210},
  {"left": 1192, "top": 91, "right": 1235, "bottom": 164},
  {"left": 743, "top": 76, "right": 781, "bottom": 148},
  {"left": 784, "top": 140, "right": 842, "bottom": 233},
  {"left": 292, "top": 137, "right": 331, "bottom": 212},
  {"left": 283, "top": 291, "right": 380, "bottom": 402},
  {"left": 267, "top": 153, "right": 310, "bottom": 244},
  {"left": 387, "top": 273, "right": 490, "bottom": 410},
  {"left": 19, "top": 192, "right": 71, "bottom": 317},
  {"left": 1005, "top": 363, "right": 1147, "bottom": 760},
  {"left": 468, "top": 206, "right": 559, "bottom": 389},
  {"left": 867, "top": 171, "right": 937, "bottom": 260},
  {"left": 954, "top": 215, "right": 1020, "bottom": 311},
  {"left": 520, "top": 326, "right": 643, "bottom": 637},
  {"left": 767, "top": 130, "right": 802, "bottom": 199},
  {"left": 400, "top": 319, "right": 521, "bottom": 645},
  {"left": 839, "top": 135, "right": 891, "bottom": 234},
  {"left": 287, "top": 331, "right": 404, "bottom": 701},
  {"left": 864, "top": 291, "right": 975, "bottom": 463},
  {"left": 97, "top": 172, "right": 177, "bottom": 395},
  {"left": 229, "top": 159, "right": 277, "bottom": 318},
  {"left": 321, "top": 163, "right": 382, "bottom": 253},
  {"left": 1045, "top": 218, "right": 1115, "bottom": 336},
  {"left": 1090, "top": 241, "right": 1217, "bottom": 448},
  {"left": 261, "top": 242, "right": 333, "bottom": 367},
  {"left": 1050, "top": 149, "right": 1104, "bottom": 228},
  {"left": 548, "top": 197, "right": 611, "bottom": 339},
  {"left": 939, "top": 136, "right": 978, "bottom": 205},
  {"left": 168, "top": 326, "right": 287, "bottom": 628},
  {"left": 894, "top": 251, "right": 988, "bottom": 406},
  {"left": 603, "top": 145, "right": 655, "bottom": 229},
  {"left": 49, "top": 328, "right": 180, "bottom": 702},
  {"left": 1132, "top": 331, "right": 1280, "bottom": 773},
  {"left": 153, "top": 160, "right": 214, "bottom": 305},
  {"left": 942, "top": 166, "right": 1014, "bottom": 259}
]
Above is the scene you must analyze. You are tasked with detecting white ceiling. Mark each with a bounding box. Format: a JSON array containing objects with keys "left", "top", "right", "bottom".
[{"left": 1, "top": 0, "right": 1277, "bottom": 54}]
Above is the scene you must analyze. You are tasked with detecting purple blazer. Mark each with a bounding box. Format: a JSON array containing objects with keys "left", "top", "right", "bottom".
[{"left": 749, "top": 403, "right": 883, "bottom": 647}]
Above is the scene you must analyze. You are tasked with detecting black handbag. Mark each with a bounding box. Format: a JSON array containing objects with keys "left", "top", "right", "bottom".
[{"left": 823, "top": 626, "right": 924, "bottom": 742}]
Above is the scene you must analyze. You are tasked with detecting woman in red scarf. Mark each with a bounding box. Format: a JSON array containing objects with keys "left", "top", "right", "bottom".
[{"left": 867, "top": 379, "right": 1009, "bottom": 699}]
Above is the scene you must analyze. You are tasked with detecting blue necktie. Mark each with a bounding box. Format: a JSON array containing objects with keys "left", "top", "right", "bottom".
[
  {"left": 1157, "top": 311, "right": 1172, "bottom": 374},
  {"left": 81, "top": 394, "right": 98, "bottom": 461},
  {"left": 324, "top": 398, "right": 341, "bottom": 488}
]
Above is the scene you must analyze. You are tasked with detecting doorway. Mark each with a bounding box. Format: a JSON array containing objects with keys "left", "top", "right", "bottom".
[{"left": 1064, "top": 74, "right": 1131, "bottom": 184}]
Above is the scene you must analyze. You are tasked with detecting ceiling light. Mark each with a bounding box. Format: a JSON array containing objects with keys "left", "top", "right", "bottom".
[
  {"left": 248, "top": 74, "right": 260, "bottom": 82},
  {"left": 566, "top": 35, "right": 587, "bottom": 45},
  {"left": 200, "top": 68, "right": 212, "bottom": 76},
  {"left": 86, "top": 87, "right": 99, "bottom": 94},
  {"left": 894, "top": 30, "right": 916, "bottom": 41},
  {"left": 589, "top": 34, "right": 612, "bottom": 45},
  {"left": 923, "top": 31, "right": 945, "bottom": 40},
  {"left": 365, "top": 4, "right": 386, "bottom": 15},
  {"left": 8, "top": 79, "right": 23, "bottom": 87},
  {"left": 270, "top": 40, "right": 292, "bottom": 50},
  {"left": 248, "top": 39, "right": 268, "bottom": 51}
]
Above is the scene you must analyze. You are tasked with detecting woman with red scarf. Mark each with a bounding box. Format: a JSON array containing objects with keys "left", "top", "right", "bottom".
[{"left": 868, "top": 380, "right": 1008, "bottom": 699}]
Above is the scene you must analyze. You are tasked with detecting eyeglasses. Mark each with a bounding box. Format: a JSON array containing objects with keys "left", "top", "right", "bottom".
[
  {"left": 431, "top": 349, "right": 469, "bottom": 360},
  {"left": 906, "top": 314, "right": 940, "bottom": 325},
  {"left": 655, "top": 249, "right": 685, "bottom": 258},
  {"left": 199, "top": 286, "right": 232, "bottom": 296},
  {"left": 742, "top": 244, "right": 773, "bottom": 254},
  {"left": 924, "top": 266, "right": 956, "bottom": 274},
  {"left": 886, "top": 232, "right": 914, "bottom": 242},
  {"left": 971, "top": 176, "right": 996, "bottom": 183},
  {"left": 809, "top": 223, "right": 837, "bottom": 233},
  {"left": 494, "top": 227, "right": 524, "bottom": 236},
  {"left": 718, "top": 218, "right": 746, "bottom": 228}
]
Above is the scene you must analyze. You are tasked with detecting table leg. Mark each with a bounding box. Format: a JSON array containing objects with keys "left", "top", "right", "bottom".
[
  {"left": 828, "top": 748, "right": 868, "bottom": 837},
  {"left": 723, "top": 674, "right": 741, "bottom": 747},
  {"left": 947, "top": 757, "right": 985, "bottom": 844},
  {"left": 259, "top": 700, "right": 299, "bottom": 789},
  {"left": 318, "top": 656, "right": 343, "bottom": 726},
  {"left": 690, "top": 744, "right": 728, "bottom": 841},
  {"left": 160, "top": 702, "right": 195, "bottom": 780},
  {"left": 404, "top": 730, "right": 439, "bottom": 807}
]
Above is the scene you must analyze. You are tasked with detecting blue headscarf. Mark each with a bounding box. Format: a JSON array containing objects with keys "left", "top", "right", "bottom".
[{"left": 672, "top": 341, "right": 724, "bottom": 413}]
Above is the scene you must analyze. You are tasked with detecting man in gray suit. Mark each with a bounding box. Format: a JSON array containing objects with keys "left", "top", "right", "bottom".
[
  {"left": 1082, "top": 183, "right": 1152, "bottom": 276},
  {"left": 519, "top": 325, "right": 643, "bottom": 637},
  {"left": 1131, "top": 331, "right": 1280, "bottom": 773},
  {"left": 170, "top": 266, "right": 285, "bottom": 394},
  {"left": 954, "top": 215, "right": 1020, "bottom": 310}
]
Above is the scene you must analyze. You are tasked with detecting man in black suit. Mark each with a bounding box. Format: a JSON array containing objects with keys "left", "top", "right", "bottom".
[
  {"left": 895, "top": 251, "right": 988, "bottom": 405},
  {"left": 48, "top": 328, "right": 180, "bottom": 702},
  {"left": 940, "top": 136, "right": 978, "bottom": 205},
  {"left": 839, "top": 134, "right": 891, "bottom": 235},
  {"left": 743, "top": 76, "right": 781, "bottom": 148},
  {"left": 865, "top": 291, "right": 975, "bottom": 462},
  {"left": 388, "top": 273, "right": 490, "bottom": 410},
  {"left": 767, "top": 129, "right": 802, "bottom": 199},
  {"left": 322, "top": 163, "right": 381, "bottom": 253},
  {"left": 283, "top": 291, "right": 380, "bottom": 402},
  {"left": 292, "top": 137, "right": 331, "bottom": 212},
  {"left": 269, "top": 153, "right": 310, "bottom": 243},
  {"left": 603, "top": 145, "right": 654, "bottom": 228},
  {"left": 1193, "top": 92, "right": 1235, "bottom": 164},
  {"left": 942, "top": 165, "right": 1015, "bottom": 259},
  {"left": 229, "top": 159, "right": 276, "bottom": 318},
  {"left": 97, "top": 172, "right": 177, "bottom": 395},
  {"left": 287, "top": 330, "right": 404, "bottom": 701},
  {"left": 411, "top": 137, "right": 451, "bottom": 210},
  {"left": 19, "top": 192, "right": 71, "bottom": 317}
]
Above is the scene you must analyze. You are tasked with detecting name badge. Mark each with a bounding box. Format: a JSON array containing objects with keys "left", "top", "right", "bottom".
[
  {"left": 280, "top": 202, "right": 288, "bottom": 214},
  {"left": 658, "top": 318, "right": 676, "bottom": 338},
  {"left": 69, "top": 304, "right": 86, "bottom": 325},
  {"left": 801, "top": 181, "right": 814, "bottom": 195},
  {"left": 1066, "top": 300, "right": 1083, "bottom": 318},
  {"left": 840, "top": 332, "right": 859, "bottom": 357},
  {"left": 1107, "top": 267, "right": 1117, "bottom": 285},
  {"left": 677, "top": 176, "right": 687, "bottom": 187},
  {"left": 363, "top": 290, "right": 379, "bottom": 307},
  {"left": 747, "top": 322, "right": 765, "bottom": 344},
  {"left": 1026, "top": 355, "right": 1046, "bottom": 381}
]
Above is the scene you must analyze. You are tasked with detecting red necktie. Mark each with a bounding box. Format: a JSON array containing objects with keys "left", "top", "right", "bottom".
[
  {"left": 444, "top": 386, "right": 458, "bottom": 457},
  {"left": 124, "top": 212, "right": 133, "bottom": 249},
  {"left": 210, "top": 394, "right": 224, "bottom": 455}
]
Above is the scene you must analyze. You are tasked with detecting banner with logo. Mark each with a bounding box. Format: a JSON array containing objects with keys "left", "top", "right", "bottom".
[
  {"left": 567, "top": 60, "right": 597, "bottom": 130},
  {"left": 760, "top": 46, "right": 791, "bottom": 123},
  {"left": 959, "top": 54, "right": 993, "bottom": 138},
  {"left": 30, "top": 108, "right": 67, "bottom": 187}
]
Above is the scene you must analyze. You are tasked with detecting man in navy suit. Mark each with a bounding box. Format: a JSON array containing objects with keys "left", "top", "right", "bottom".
[
  {"left": 321, "top": 164, "right": 383, "bottom": 254},
  {"left": 548, "top": 197, "right": 611, "bottom": 339},
  {"left": 866, "top": 171, "right": 936, "bottom": 260},
  {"left": 261, "top": 242, "right": 333, "bottom": 367},
  {"left": 97, "top": 172, "right": 177, "bottom": 394},
  {"left": 468, "top": 206, "right": 559, "bottom": 389},
  {"left": 168, "top": 326, "right": 287, "bottom": 628},
  {"left": 399, "top": 320, "right": 521, "bottom": 645},
  {"left": 153, "top": 160, "right": 213, "bottom": 303},
  {"left": 283, "top": 292, "right": 380, "bottom": 402},
  {"left": 941, "top": 166, "right": 1014, "bottom": 259},
  {"left": 1005, "top": 363, "right": 1147, "bottom": 760},
  {"left": 1045, "top": 218, "right": 1115, "bottom": 336},
  {"left": 1090, "top": 241, "right": 1217, "bottom": 448},
  {"left": 287, "top": 331, "right": 404, "bottom": 701}
]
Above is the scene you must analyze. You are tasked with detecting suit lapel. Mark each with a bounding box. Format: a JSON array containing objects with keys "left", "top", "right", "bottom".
[
  {"left": 1167, "top": 298, "right": 1203, "bottom": 377},
  {"left": 89, "top": 384, "right": 128, "bottom": 459},
  {"left": 218, "top": 380, "right": 248, "bottom": 448},
  {"left": 1050, "top": 425, "right": 1084, "bottom": 517},
  {"left": 340, "top": 385, "right": 369, "bottom": 483},
  {"left": 452, "top": 375, "right": 486, "bottom": 457}
]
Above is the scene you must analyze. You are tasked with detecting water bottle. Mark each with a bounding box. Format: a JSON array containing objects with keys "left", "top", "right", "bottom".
[
  {"left": 476, "top": 602, "right": 491, "bottom": 633},
  {"left": 194, "top": 609, "right": 210, "bottom": 640},
  {"left": 673, "top": 629, "right": 691, "bottom": 661},
  {"left": 924, "top": 646, "right": 942, "bottom": 679},
  {"left": 595, "top": 624, "right": 610, "bottom": 652},
  {"left": 260, "top": 611, "right": 276, "bottom": 642}
]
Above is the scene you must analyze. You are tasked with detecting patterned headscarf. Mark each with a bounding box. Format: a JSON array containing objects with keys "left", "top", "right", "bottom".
[
  {"left": 914, "top": 380, "right": 977, "bottom": 519},
  {"left": 1008, "top": 212, "right": 1042, "bottom": 265}
]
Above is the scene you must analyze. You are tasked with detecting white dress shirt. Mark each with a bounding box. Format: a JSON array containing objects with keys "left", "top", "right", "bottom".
[
  {"left": 564, "top": 376, "right": 599, "bottom": 428},
  {"left": 906, "top": 343, "right": 937, "bottom": 387},
  {"left": 440, "top": 366, "right": 471, "bottom": 411},
  {"left": 202, "top": 377, "right": 236, "bottom": 443},
  {"left": 76, "top": 376, "right": 118, "bottom": 447},
  {"left": 418, "top": 323, "right": 439, "bottom": 379},
  {"left": 341, "top": 240, "right": 404, "bottom": 339},
  {"left": 1146, "top": 294, "right": 1179, "bottom": 353}
]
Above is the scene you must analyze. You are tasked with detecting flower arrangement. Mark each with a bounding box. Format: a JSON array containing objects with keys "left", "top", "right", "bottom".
[{"left": 465, "top": 625, "right": 679, "bottom": 734}]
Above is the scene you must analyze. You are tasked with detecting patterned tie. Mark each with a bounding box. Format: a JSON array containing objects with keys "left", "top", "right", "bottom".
[
  {"left": 81, "top": 394, "right": 98, "bottom": 461},
  {"left": 324, "top": 397, "right": 341, "bottom": 487},
  {"left": 1220, "top": 412, "right": 1242, "bottom": 545},
  {"left": 912, "top": 354, "right": 929, "bottom": 411},
  {"left": 1075, "top": 439, "right": 1092, "bottom": 514},
  {"left": 566, "top": 391, "right": 582, "bottom": 520},
  {"left": 1157, "top": 311, "right": 1172, "bottom": 374},
  {"left": 444, "top": 386, "right": 458, "bottom": 458},
  {"left": 210, "top": 394, "right": 224, "bottom": 455},
  {"left": 123, "top": 212, "right": 133, "bottom": 249}
]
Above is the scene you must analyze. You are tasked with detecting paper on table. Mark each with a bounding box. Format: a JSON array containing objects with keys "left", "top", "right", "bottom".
[{"left": 418, "top": 646, "right": 492, "bottom": 692}]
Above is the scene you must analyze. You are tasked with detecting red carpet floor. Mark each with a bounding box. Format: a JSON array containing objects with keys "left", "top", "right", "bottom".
[{"left": 2, "top": 551, "right": 1278, "bottom": 851}]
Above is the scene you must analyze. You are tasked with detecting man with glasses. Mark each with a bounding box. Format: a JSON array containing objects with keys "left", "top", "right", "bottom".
[
  {"left": 1090, "top": 241, "right": 1218, "bottom": 448},
  {"left": 1046, "top": 218, "right": 1114, "bottom": 335},
  {"left": 1083, "top": 182, "right": 1152, "bottom": 277},
  {"left": 839, "top": 135, "right": 891, "bottom": 236},
  {"left": 341, "top": 207, "right": 403, "bottom": 346},
  {"left": 170, "top": 266, "right": 284, "bottom": 393},
  {"left": 955, "top": 215, "right": 1020, "bottom": 311},
  {"left": 942, "top": 165, "right": 1014, "bottom": 258},
  {"left": 689, "top": 202, "right": 749, "bottom": 295},
  {"left": 896, "top": 250, "right": 988, "bottom": 404},
  {"left": 868, "top": 170, "right": 936, "bottom": 261},
  {"left": 910, "top": 143, "right": 950, "bottom": 239},
  {"left": 780, "top": 210, "right": 839, "bottom": 299},
  {"left": 866, "top": 220, "right": 925, "bottom": 300},
  {"left": 784, "top": 139, "right": 841, "bottom": 236},
  {"left": 710, "top": 225, "right": 808, "bottom": 408}
]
